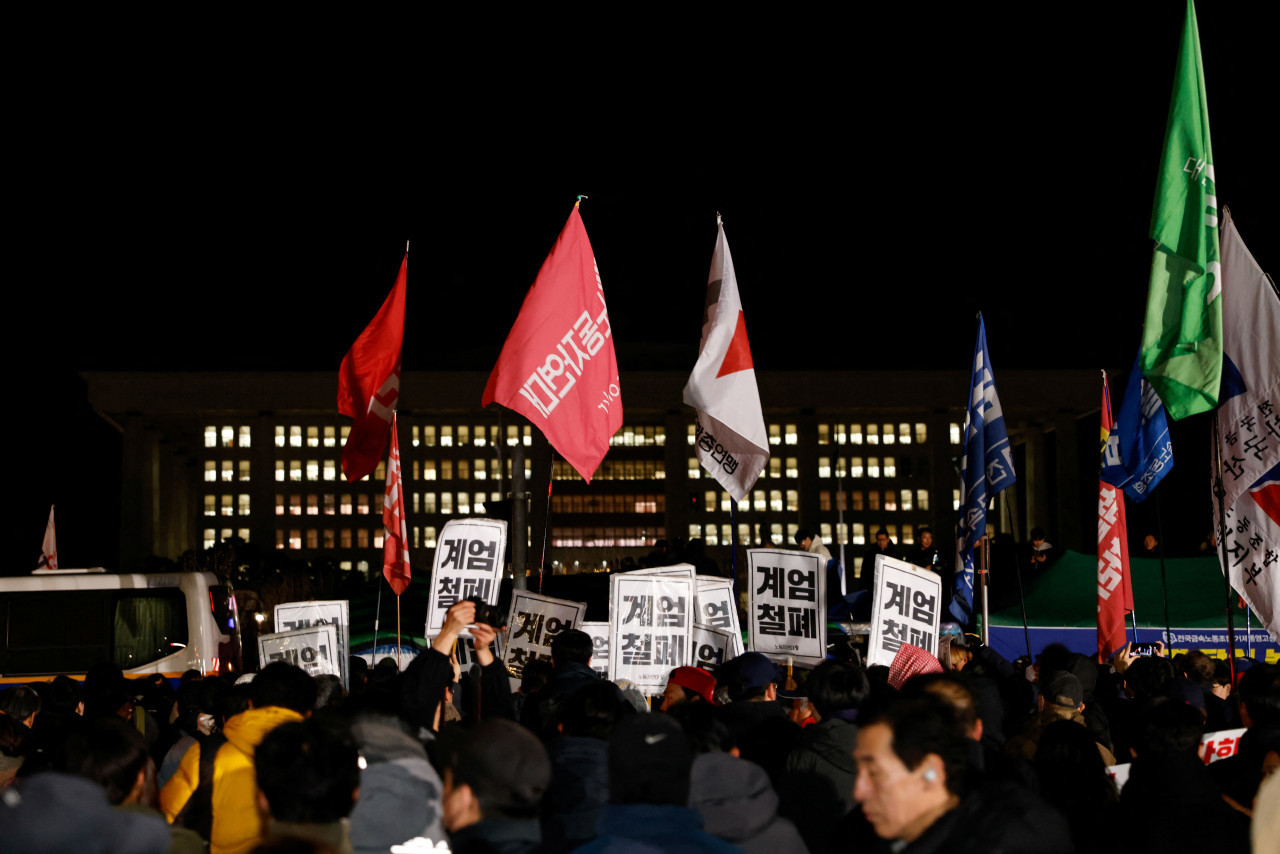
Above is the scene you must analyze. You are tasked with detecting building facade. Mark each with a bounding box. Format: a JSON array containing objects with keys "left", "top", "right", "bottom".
[{"left": 83, "top": 370, "right": 1099, "bottom": 577}]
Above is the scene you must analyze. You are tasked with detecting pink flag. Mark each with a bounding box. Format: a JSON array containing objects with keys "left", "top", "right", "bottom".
[
  {"left": 38, "top": 505, "right": 57, "bottom": 570},
  {"left": 382, "top": 414, "right": 411, "bottom": 595},
  {"left": 1097, "top": 372, "right": 1134, "bottom": 661},
  {"left": 339, "top": 253, "right": 407, "bottom": 483},
  {"left": 482, "top": 204, "right": 621, "bottom": 481}
]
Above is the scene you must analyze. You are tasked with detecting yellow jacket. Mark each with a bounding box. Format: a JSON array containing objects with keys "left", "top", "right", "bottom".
[{"left": 160, "top": 706, "right": 305, "bottom": 854}]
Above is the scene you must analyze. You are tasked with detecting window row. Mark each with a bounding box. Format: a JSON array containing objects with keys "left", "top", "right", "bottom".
[
  {"left": 549, "top": 527, "right": 662, "bottom": 548},
  {"left": 205, "top": 461, "right": 252, "bottom": 482},
  {"left": 688, "top": 424, "right": 801, "bottom": 447},
  {"left": 276, "top": 494, "right": 382, "bottom": 516},
  {"left": 204, "top": 426, "right": 253, "bottom": 449},
  {"left": 699, "top": 490, "right": 799, "bottom": 513},
  {"left": 411, "top": 492, "right": 499, "bottom": 515},
  {"left": 819, "top": 489, "right": 931, "bottom": 512},
  {"left": 551, "top": 494, "right": 665, "bottom": 514},
  {"left": 413, "top": 425, "right": 532, "bottom": 448},
  {"left": 609, "top": 426, "right": 666, "bottom": 447},
  {"left": 688, "top": 457, "right": 801, "bottom": 480},
  {"left": 413, "top": 459, "right": 530, "bottom": 482},
  {"left": 203, "top": 528, "right": 251, "bottom": 548},
  {"left": 274, "top": 460, "right": 385, "bottom": 483},
  {"left": 274, "top": 425, "right": 348, "bottom": 448},
  {"left": 204, "top": 495, "right": 250, "bottom": 516},
  {"left": 817, "top": 423, "right": 928, "bottom": 446},
  {"left": 553, "top": 460, "right": 666, "bottom": 481},
  {"left": 277, "top": 528, "right": 384, "bottom": 550},
  {"left": 818, "top": 457, "right": 902, "bottom": 479}
]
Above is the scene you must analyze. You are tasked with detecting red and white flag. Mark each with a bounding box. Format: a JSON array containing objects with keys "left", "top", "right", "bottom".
[
  {"left": 382, "top": 414, "right": 411, "bottom": 595},
  {"left": 38, "top": 505, "right": 57, "bottom": 571},
  {"left": 482, "top": 203, "right": 621, "bottom": 481},
  {"left": 339, "top": 252, "right": 407, "bottom": 483},
  {"left": 1097, "top": 372, "right": 1134, "bottom": 661},
  {"left": 682, "top": 216, "right": 768, "bottom": 502}
]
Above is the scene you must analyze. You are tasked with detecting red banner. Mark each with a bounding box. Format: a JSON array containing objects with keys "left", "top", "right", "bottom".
[
  {"left": 382, "top": 414, "right": 411, "bottom": 595},
  {"left": 1098, "top": 372, "right": 1134, "bottom": 660},
  {"left": 482, "top": 205, "right": 621, "bottom": 481}
]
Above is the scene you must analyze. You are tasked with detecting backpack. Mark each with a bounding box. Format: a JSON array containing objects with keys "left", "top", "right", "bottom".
[{"left": 174, "top": 732, "right": 227, "bottom": 843}]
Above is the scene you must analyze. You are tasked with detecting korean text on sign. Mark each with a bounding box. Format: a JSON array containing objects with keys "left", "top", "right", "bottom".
[
  {"left": 609, "top": 575, "right": 695, "bottom": 696},
  {"left": 500, "top": 591, "right": 587, "bottom": 681},
  {"left": 746, "top": 549, "right": 826, "bottom": 666},
  {"left": 867, "top": 555, "right": 942, "bottom": 668},
  {"left": 426, "top": 518, "right": 507, "bottom": 637}
]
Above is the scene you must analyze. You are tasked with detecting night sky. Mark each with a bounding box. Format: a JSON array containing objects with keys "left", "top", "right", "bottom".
[{"left": 13, "top": 4, "right": 1277, "bottom": 567}]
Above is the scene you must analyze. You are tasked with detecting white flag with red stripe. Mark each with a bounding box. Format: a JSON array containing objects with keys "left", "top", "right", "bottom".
[
  {"left": 682, "top": 217, "right": 769, "bottom": 503},
  {"left": 382, "top": 414, "right": 411, "bottom": 595},
  {"left": 38, "top": 505, "right": 57, "bottom": 571}
]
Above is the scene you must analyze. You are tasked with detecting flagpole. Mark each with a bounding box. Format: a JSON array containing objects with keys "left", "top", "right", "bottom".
[
  {"left": 730, "top": 499, "right": 738, "bottom": 589},
  {"left": 980, "top": 535, "right": 990, "bottom": 645},
  {"left": 373, "top": 578, "right": 382, "bottom": 658},
  {"left": 1211, "top": 418, "right": 1239, "bottom": 684},
  {"left": 539, "top": 465, "right": 554, "bottom": 594},
  {"left": 1155, "top": 490, "right": 1174, "bottom": 645},
  {"left": 396, "top": 592, "right": 402, "bottom": 672}
]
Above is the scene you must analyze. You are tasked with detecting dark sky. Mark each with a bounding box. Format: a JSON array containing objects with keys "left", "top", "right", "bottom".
[{"left": 17, "top": 4, "right": 1276, "bottom": 380}]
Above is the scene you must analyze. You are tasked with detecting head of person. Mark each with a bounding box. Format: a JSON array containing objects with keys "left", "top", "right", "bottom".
[
  {"left": 255, "top": 719, "right": 360, "bottom": 825},
  {"left": 717, "top": 652, "right": 780, "bottom": 703},
  {"left": 806, "top": 659, "right": 870, "bottom": 719},
  {"left": 918, "top": 528, "right": 933, "bottom": 550},
  {"left": 795, "top": 529, "right": 814, "bottom": 550},
  {"left": 875, "top": 529, "right": 890, "bottom": 549},
  {"left": 1143, "top": 534, "right": 1158, "bottom": 551},
  {"left": 549, "top": 629, "right": 593, "bottom": 669},
  {"left": 251, "top": 662, "right": 318, "bottom": 714},
  {"left": 1039, "top": 671, "right": 1085, "bottom": 714},
  {"left": 946, "top": 638, "right": 972, "bottom": 672},
  {"left": 441, "top": 719, "right": 550, "bottom": 832},
  {"left": 853, "top": 694, "right": 970, "bottom": 843},
  {"left": 1, "top": 686, "right": 42, "bottom": 728},
  {"left": 1030, "top": 527, "right": 1046, "bottom": 547},
  {"left": 1237, "top": 663, "right": 1280, "bottom": 729},
  {"left": 899, "top": 672, "right": 981, "bottom": 742},
  {"left": 1130, "top": 697, "right": 1206, "bottom": 757},
  {"left": 660, "top": 666, "right": 717, "bottom": 712},
  {"left": 519, "top": 658, "right": 555, "bottom": 695},
  {"left": 58, "top": 716, "right": 151, "bottom": 805},
  {"left": 608, "top": 713, "right": 693, "bottom": 806},
  {"left": 667, "top": 701, "right": 736, "bottom": 755},
  {"left": 559, "top": 680, "right": 634, "bottom": 740}
]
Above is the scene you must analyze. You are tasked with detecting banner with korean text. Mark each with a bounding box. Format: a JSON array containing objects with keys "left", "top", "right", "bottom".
[
  {"left": 425, "top": 519, "right": 506, "bottom": 639},
  {"left": 582, "top": 621, "right": 610, "bottom": 677},
  {"left": 259, "top": 625, "right": 341, "bottom": 679},
  {"left": 501, "top": 590, "right": 587, "bottom": 682},
  {"left": 693, "top": 623, "right": 737, "bottom": 673},
  {"left": 275, "top": 600, "right": 351, "bottom": 688},
  {"left": 608, "top": 574, "right": 695, "bottom": 695},
  {"left": 747, "top": 549, "right": 826, "bottom": 667},
  {"left": 867, "top": 555, "right": 943, "bottom": 668},
  {"left": 695, "top": 577, "right": 744, "bottom": 657}
]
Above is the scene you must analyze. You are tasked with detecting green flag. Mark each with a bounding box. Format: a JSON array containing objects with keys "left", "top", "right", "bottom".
[{"left": 1140, "top": 0, "right": 1221, "bottom": 420}]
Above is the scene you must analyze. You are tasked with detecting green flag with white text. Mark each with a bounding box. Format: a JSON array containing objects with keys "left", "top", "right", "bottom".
[{"left": 1140, "top": 0, "right": 1221, "bottom": 420}]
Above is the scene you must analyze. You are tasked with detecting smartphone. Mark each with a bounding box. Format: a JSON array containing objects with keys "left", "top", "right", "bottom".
[{"left": 1130, "top": 642, "right": 1157, "bottom": 657}]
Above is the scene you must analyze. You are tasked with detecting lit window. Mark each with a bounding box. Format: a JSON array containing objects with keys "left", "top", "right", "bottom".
[
  {"left": 221, "top": 461, "right": 233, "bottom": 482},
  {"left": 786, "top": 523, "right": 798, "bottom": 543},
  {"left": 786, "top": 490, "right": 798, "bottom": 512},
  {"left": 867, "top": 424, "right": 879, "bottom": 445},
  {"left": 868, "top": 457, "right": 880, "bottom": 478},
  {"left": 424, "top": 526, "right": 438, "bottom": 548},
  {"left": 507, "top": 426, "right": 519, "bottom": 447},
  {"left": 688, "top": 458, "right": 700, "bottom": 479},
  {"left": 705, "top": 490, "right": 717, "bottom": 511},
  {"left": 239, "top": 461, "right": 251, "bottom": 482},
  {"left": 374, "top": 461, "right": 385, "bottom": 480},
  {"left": 324, "top": 426, "right": 337, "bottom": 448},
  {"left": 820, "top": 523, "right": 833, "bottom": 542},
  {"left": 423, "top": 493, "right": 437, "bottom": 513},
  {"left": 289, "top": 529, "right": 302, "bottom": 549},
  {"left": 238, "top": 529, "right": 250, "bottom": 542},
  {"left": 950, "top": 423, "right": 962, "bottom": 445},
  {"left": 885, "top": 491, "right": 897, "bottom": 511},
  {"left": 275, "top": 461, "right": 285, "bottom": 482},
  {"left": 424, "top": 426, "right": 437, "bottom": 447},
  {"left": 275, "top": 426, "right": 286, "bottom": 448},
  {"left": 238, "top": 495, "right": 250, "bottom": 516},
  {"left": 835, "top": 456, "right": 848, "bottom": 477},
  {"left": 784, "top": 424, "right": 798, "bottom": 446},
  {"left": 786, "top": 458, "right": 798, "bottom": 478},
  {"left": 458, "top": 461, "right": 470, "bottom": 480},
  {"left": 307, "top": 460, "right": 319, "bottom": 481},
  {"left": 290, "top": 495, "right": 302, "bottom": 516},
  {"left": 275, "top": 495, "right": 285, "bottom": 516},
  {"left": 837, "top": 523, "right": 848, "bottom": 543},
  {"left": 340, "top": 494, "right": 353, "bottom": 515},
  {"left": 886, "top": 525, "right": 899, "bottom": 542},
  {"left": 884, "top": 457, "right": 896, "bottom": 478},
  {"left": 441, "top": 493, "right": 453, "bottom": 514},
  {"left": 205, "top": 461, "right": 217, "bottom": 482},
  {"left": 705, "top": 526, "right": 719, "bottom": 546},
  {"left": 901, "top": 524, "right": 914, "bottom": 543},
  {"left": 222, "top": 426, "right": 234, "bottom": 448},
  {"left": 441, "top": 426, "right": 454, "bottom": 447},
  {"left": 819, "top": 491, "right": 831, "bottom": 511},
  {"left": 474, "top": 492, "right": 485, "bottom": 514},
  {"left": 203, "top": 495, "right": 216, "bottom": 516},
  {"left": 357, "top": 495, "right": 370, "bottom": 515},
  {"left": 850, "top": 424, "right": 863, "bottom": 444},
  {"left": 239, "top": 426, "right": 251, "bottom": 448},
  {"left": 307, "top": 426, "right": 319, "bottom": 448},
  {"left": 475, "top": 425, "right": 487, "bottom": 447},
  {"left": 900, "top": 489, "right": 913, "bottom": 511},
  {"left": 837, "top": 424, "right": 849, "bottom": 445},
  {"left": 850, "top": 457, "right": 865, "bottom": 478},
  {"left": 768, "top": 424, "right": 781, "bottom": 446},
  {"left": 290, "top": 426, "right": 302, "bottom": 448},
  {"left": 290, "top": 461, "right": 302, "bottom": 482},
  {"left": 818, "top": 425, "right": 830, "bottom": 445},
  {"left": 324, "top": 460, "right": 336, "bottom": 481},
  {"left": 819, "top": 457, "right": 831, "bottom": 478},
  {"left": 916, "top": 423, "right": 928, "bottom": 444},
  {"left": 739, "top": 523, "right": 751, "bottom": 544},
  {"left": 524, "top": 427, "right": 532, "bottom": 447},
  {"left": 769, "top": 458, "right": 782, "bottom": 479},
  {"left": 852, "top": 523, "right": 866, "bottom": 545},
  {"left": 897, "top": 423, "right": 911, "bottom": 445},
  {"left": 917, "top": 489, "right": 930, "bottom": 511},
  {"left": 324, "top": 494, "right": 336, "bottom": 515},
  {"left": 205, "top": 528, "right": 217, "bottom": 549},
  {"left": 306, "top": 530, "right": 319, "bottom": 549},
  {"left": 220, "top": 495, "right": 233, "bottom": 516},
  {"left": 721, "top": 492, "right": 734, "bottom": 512},
  {"left": 205, "top": 426, "right": 218, "bottom": 448},
  {"left": 456, "top": 492, "right": 470, "bottom": 514},
  {"left": 307, "top": 495, "right": 319, "bottom": 516},
  {"left": 770, "top": 490, "right": 783, "bottom": 512},
  {"left": 953, "top": 489, "right": 961, "bottom": 511},
  {"left": 473, "top": 459, "right": 486, "bottom": 480},
  {"left": 424, "top": 460, "right": 437, "bottom": 481},
  {"left": 882, "top": 424, "right": 895, "bottom": 445},
  {"left": 753, "top": 490, "right": 766, "bottom": 512}
]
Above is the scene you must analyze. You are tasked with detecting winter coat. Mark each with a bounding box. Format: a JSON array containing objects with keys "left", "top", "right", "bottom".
[
  {"left": 778, "top": 717, "right": 858, "bottom": 853},
  {"left": 571, "top": 804, "right": 743, "bottom": 853},
  {"left": 689, "top": 752, "right": 808, "bottom": 854},
  {"left": 349, "top": 715, "right": 446, "bottom": 854},
  {"left": 0, "top": 772, "right": 171, "bottom": 854},
  {"left": 542, "top": 736, "right": 610, "bottom": 853},
  {"left": 1005, "top": 707, "right": 1116, "bottom": 766},
  {"left": 160, "top": 705, "right": 305, "bottom": 854}
]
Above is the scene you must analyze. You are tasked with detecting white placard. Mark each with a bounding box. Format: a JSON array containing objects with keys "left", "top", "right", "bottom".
[
  {"left": 609, "top": 574, "right": 696, "bottom": 695},
  {"left": 1200, "top": 728, "right": 1247, "bottom": 764},
  {"left": 628, "top": 564, "right": 697, "bottom": 578},
  {"left": 501, "top": 590, "right": 587, "bottom": 681},
  {"left": 867, "top": 555, "right": 943, "bottom": 668},
  {"left": 259, "top": 625, "right": 341, "bottom": 678},
  {"left": 692, "top": 623, "right": 736, "bottom": 672},
  {"left": 695, "top": 576, "right": 744, "bottom": 656},
  {"left": 426, "top": 518, "right": 507, "bottom": 638},
  {"left": 582, "top": 621, "right": 610, "bottom": 677},
  {"left": 275, "top": 600, "right": 350, "bottom": 688},
  {"left": 747, "top": 549, "right": 826, "bottom": 666}
]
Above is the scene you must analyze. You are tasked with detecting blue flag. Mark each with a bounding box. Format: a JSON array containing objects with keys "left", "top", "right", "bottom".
[
  {"left": 951, "top": 317, "right": 1017, "bottom": 624},
  {"left": 1101, "top": 351, "right": 1174, "bottom": 502}
]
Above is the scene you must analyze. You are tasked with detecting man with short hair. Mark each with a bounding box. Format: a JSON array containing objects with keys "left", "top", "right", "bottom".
[
  {"left": 441, "top": 718, "right": 551, "bottom": 853},
  {"left": 716, "top": 652, "right": 799, "bottom": 784},
  {"left": 161, "top": 662, "right": 317, "bottom": 854},
  {"left": 1004, "top": 672, "right": 1116, "bottom": 766},
  {"left": 255, "top": 719, "right": 360, "bottom": 854},
  {"left": 522, "top": 629, "right": 623, "bottom": 741}
]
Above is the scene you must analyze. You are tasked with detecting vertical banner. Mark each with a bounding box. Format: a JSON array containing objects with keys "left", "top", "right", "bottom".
[
  {"left": 692, "top": 623, "right": 736, "bottom": 672},
  {"left": 608, "top": 574, "right": 696, "bottom": 695},
  {"left": 425, "top": 518, "right": 507, "bottom": 638},
  {"left": 746, "top": 548, "right": 826, "bottom": 666},
  {"left": 258, "top": 625, "right": 341, "bottom": 678},
  {"left": 695, "top": 577, "right": 744, "bottom": 656},
  {"left": 867, "top": 555, "right": 943, "bottom": 668},
  {"left": 501, "top": 590, "right": 588, "bottom": 681},
  {"left": 275, "top": 600, "right": 351, "bottom": 688},
  {"left": 582, "top": 621, "right": 611, "bottom": 677}
]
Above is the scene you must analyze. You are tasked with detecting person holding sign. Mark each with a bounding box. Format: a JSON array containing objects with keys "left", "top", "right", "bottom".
[{"left": 403, "top": 600, "right": 510, "bottom": 734}]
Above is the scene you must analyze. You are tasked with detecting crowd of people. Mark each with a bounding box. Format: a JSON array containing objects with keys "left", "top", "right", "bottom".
[{"left": 2, "top": 596, "right": 1279, "bottom": 853}]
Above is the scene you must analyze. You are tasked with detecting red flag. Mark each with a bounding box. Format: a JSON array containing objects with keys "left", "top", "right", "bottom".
[
  {"left": 38, "top": 505, "right": 57, "bottom": 570},
  {"left": 482, "top": 204, "right": 621, "bottom": 481},
  {"left": 1097, "top": 372, "right": 1134, "bottom": 661},
  {"left": 338, "top": 253, "right": 407, "bottom": 483},
  {"left": 382, "top": 414, "right": 411, "bottom": 595}
]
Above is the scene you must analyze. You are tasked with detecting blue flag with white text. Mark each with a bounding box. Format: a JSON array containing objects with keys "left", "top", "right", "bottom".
[
  {"left": 951, "top": 317, "right": 1017, "bottom": 624},
  {"left": 1101, "top": 350, "right": 1174, "bottom": 502}
]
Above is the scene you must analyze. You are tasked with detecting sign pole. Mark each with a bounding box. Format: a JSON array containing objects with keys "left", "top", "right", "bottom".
[{"left": 396, "top": 593, "right": 402, "bottom": 671}]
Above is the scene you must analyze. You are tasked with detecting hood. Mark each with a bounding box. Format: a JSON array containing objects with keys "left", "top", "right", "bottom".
[
  {"left": 688, "top": 751, "right": 779, "bottom": 841},
  {"left": 223, "top": 706, "right": 305, "bottom": 756},
  {"left": 351, "top": 715, "right": 428, "bottom": 765}
]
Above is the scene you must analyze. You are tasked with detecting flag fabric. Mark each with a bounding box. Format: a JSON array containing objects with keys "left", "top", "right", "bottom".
[
  {"left": 382, "top": 414, "right": 411, "bottom": 596},
  {"left": 682, "top": 216, "right": 769, "bottom": 502},
  {"left": 951, "top": 317, "right": 1017, "bottom": 624},
  {"left": 1097, "top": 372, "right": 1134, "bottom": 661},
  {"left": 482, "top": 203, "right": 622, "bottom": 481},
  {"left": 38, "top": 505, "right": 56, "bottom": 570},
  {"left": 1140, "top": 0, "right": 1222, "bottom": 420},
  {"left": 1213, "top": 209, "right": 1280, "bottom": 639},
  {"left": 339, "top": 252, "right": 408, "bottom": 483},
  {"left": 1101, "top": 351, "right": 1174, "bottom": 502}
]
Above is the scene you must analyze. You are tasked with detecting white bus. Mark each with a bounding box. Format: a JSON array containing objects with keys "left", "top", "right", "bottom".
[{"left": 0, "top": 569, "right": 241, "bottom": 684}]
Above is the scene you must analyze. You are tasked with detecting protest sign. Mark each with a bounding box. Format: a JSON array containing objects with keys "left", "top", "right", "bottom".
[
  {"left": 695, "top": 576, "right": 744, "bottom": 656},
  {"left": 275, "top": 600, "right": 350, "bottom": 688},
  {"left": 1105, "top": 763, "right": 1131, "bottom": 792},
  {"left": 582, "top": 621, "right": 610, "bottom": 677},
  {"left": 501, "top": 590, "right": 587, "bottom": 681},
  {"left": 609, "top": 574, "right": 696, "bottom": 695},
  {"left": 1199, "top": 728, "right": 1246, "bottom": 764},
  {"left": 628, "top": 564, "right": 696, "bottom": 579},
  {"left": 867, "top": 555, "right": 942, "bottom": 668},
  {"left": 693, "top": 623, "right": 736, "bottom": 672},
  {"left": 259, "top": 625, "right": 340, "bottom": 678},
  {"left": 426, "top": 518, "right": 506, "bottom": 639},
  {"left": 747, "top": 549, "right": 826, "bottom": 666}
]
